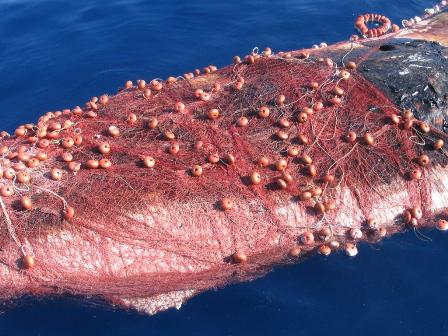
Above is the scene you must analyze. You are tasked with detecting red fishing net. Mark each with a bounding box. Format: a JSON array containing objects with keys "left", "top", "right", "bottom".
[{"left": 0, "top": 29, "right": 446, "bottom": 310}]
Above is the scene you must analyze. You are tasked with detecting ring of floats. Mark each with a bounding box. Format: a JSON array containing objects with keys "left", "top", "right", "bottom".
[{"left": 354, "top": 13, "right": 400, "bottom": 38}]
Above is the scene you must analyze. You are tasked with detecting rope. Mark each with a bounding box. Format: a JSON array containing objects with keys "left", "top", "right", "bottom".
[{"left": 0, "top": 195, "right": 22, "bottom": 248}]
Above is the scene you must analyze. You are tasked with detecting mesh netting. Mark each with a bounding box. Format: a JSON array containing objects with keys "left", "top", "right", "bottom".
[{"left": 0, "top": 30, "right": 447, "bottom": 305}]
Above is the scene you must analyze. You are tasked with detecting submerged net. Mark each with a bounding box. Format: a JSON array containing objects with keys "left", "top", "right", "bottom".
[{"left": 0, "top": 16, "right": 447, "bottom": 306}]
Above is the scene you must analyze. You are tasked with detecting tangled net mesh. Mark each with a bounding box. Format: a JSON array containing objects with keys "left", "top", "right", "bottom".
[{"left": 0, "top": 33, "right": 446, "bottom": 302}]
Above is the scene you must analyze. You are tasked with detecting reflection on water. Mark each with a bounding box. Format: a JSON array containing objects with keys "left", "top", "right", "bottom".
[{"left": 0, "top": 1, "right": 445, "bottom": 335}]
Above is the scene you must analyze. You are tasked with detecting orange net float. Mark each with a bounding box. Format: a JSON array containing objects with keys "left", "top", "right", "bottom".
[{"left": 354, "top": 13, "right": 400, "bottom": 38}]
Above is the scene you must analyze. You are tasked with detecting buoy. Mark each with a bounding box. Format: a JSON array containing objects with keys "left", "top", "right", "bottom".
[
  {"left": 349, "top": 228, "right": 363, "bottom": 239},
  {"left": 143, "top": 156, "right": 156, "bottom": 168},
  {"left": 289, "top": 245, "right": 301, "bottom": 257},
  {"left": 300, "top": 231, "right": 315, "bottom": 245},
  {"left": 232, "top": 251, "right": 247, "bottom": 263},
  {"left": 22, "top": 255, "right": 35, "bottom": 269},
  {"left": 220, "top": 198, "right": 233, "bottom": 211},
  {"left": 21, "top": 196, "right": 33, "bottom": 210},
  {"left": 258, "top": 106, "right": 270, "bottom": 118},
  {"left": 437, "top": 219, "right": 448, "bottom": 231},
  {"left": 64, "top": 206, "right": 75, "bottom": 221},
  {"left": 345, "top": 243, "right": 358, "bottom": 257},
  {"left": 86, "top": 160, "right": 99, "bottom": 169},
  {"left": 250, "top": 172, "right": 262, "bottom": 185},
  {"left": 191, "top": 165, "right": 203, "bottom": 177},
  {"left": 50, "top": 168, "right": 63, "bottom": 180},
  {"left": 208, "top": 154, "right": 220, "bottom": 164},
  {"left": 98, "top": 142, "right": 111, "bottom": 154},
  {"left": 237, "top": 116, "right": 249, "bottom": 127},
  {"left": 318, "top": 245, "right": 332, "bottom": 256}
]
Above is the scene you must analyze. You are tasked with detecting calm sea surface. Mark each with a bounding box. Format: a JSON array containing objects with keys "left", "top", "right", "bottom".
[{"left": 0, "top": 1, "right": 447, "bottom": 335}]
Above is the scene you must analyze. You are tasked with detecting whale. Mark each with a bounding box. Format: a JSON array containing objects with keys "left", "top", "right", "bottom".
[{"left": 0, "top": 3, "right": 447, "bottom": 315}]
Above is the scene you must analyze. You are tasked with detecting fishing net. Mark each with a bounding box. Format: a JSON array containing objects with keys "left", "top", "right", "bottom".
[{"left": 0, "top": 12, "right": 447, "bottom": 308}]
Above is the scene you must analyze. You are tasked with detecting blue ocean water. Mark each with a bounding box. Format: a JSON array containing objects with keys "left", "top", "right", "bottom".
[{"left": 0, "top": 0, "right": 447, "bottom": 335}]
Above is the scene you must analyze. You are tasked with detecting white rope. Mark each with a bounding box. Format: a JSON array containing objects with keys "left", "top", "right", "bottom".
[
  {"left": 33, "top": 185, "right": 68, "bottom": 209},
  {"left": 0, "top": 195, "right": 21, "bottom": 248}
]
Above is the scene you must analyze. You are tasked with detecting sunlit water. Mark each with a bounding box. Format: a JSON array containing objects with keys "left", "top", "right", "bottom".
[{"left": 0, "top": 1, "right": 447, "bottom": 335}]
